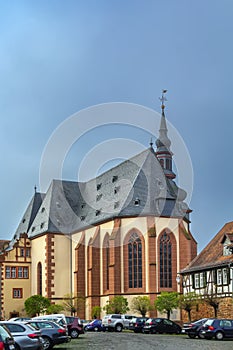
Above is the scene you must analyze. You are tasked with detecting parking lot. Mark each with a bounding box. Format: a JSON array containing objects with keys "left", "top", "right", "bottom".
[{"left": 56, "top": 331, "right": 233, "bottom": 350}]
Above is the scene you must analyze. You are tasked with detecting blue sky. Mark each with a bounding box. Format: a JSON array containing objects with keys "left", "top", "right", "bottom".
[{"left": 1, "top": 0, "right": 233, "bottom": 252}]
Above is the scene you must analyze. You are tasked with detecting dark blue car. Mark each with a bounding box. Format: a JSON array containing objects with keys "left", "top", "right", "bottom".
[
  {"left": 200, "top": 318, "right": 233, "bottom": 340},
  {"left": 85, "top": 319, "right": 106, "bottom": 332}
]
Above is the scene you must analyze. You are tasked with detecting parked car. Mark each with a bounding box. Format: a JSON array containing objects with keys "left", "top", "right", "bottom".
[
  {"left": 84, "top": 319, "right": 105, "bottom": 332},
  {"left": 143, "top": 318, "right": 181, "bottom": 334},
  {"left": 129, "top": 317, "right": 148, "bottom": 333},
  {"left": 0, "top": 324, "right": 15, "bottom": 350},
  {"left": 32, "top": 314, "right": 67, "bottom": 329},
  {"left": 25, "top": 320, "right": 70, "bottom": 349},
  {"left": 8, "top": 318, "right": 31, "bottom": 322},
  {"left": 182, "top": 318, "right": 208, "bottom": 338},
  {"left": 65, "top": 316, "right": 84, "bottom": 339},
  {"left": 200, "top": 318, "right": 233, "bottom": 340},
  {"left": 102, "top": 314, "right": 136, "bottom": 332},
  {"left": 0, "top": 321, "right": 43, "bottom": 350}
]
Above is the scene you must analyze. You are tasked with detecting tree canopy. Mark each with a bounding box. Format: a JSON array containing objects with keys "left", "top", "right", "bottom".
[
  {"left": 154, "top": 292, "right": 179, "bottom": 319},
  {"left": 24, "top": 295, "right": 51, "bottom": 316},
  {"left": 130, "top": 296, "right": 152, "bottom": 317},
  {"left": 103, "top": 296, "right": 129, "bottom": 314}
]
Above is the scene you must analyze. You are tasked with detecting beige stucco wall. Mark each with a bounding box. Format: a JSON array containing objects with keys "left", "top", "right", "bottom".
[
  {"left": 52, "top": 235, "right": 71, "bottom": 298},
  {"left": 31, "top": 235, "right": 46, "bottom": 295},
  {"left": 31, "top": 234, "right": 71, "bottom": 299}
]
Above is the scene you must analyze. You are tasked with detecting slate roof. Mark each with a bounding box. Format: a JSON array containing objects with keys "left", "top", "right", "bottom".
[
  {"left": 181, "top": 221, "right": 233, "bottom": 273},
  {"left": 25, "top": 147, "right": 190, "bottom": 238},
  {"left": 6, "top": 192, "right": 45, "bottom": 250}
]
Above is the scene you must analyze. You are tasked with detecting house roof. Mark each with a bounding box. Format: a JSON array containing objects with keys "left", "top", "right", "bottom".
[{"left": 181, "top": 221, "right": 233, "bottom": 273}]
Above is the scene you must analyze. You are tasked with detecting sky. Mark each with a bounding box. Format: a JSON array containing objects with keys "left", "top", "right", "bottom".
[{"left": 0, "top": 0, "right": 233, "bottom": 252}]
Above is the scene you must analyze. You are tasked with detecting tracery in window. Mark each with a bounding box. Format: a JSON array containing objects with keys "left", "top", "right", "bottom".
[
  {"left": 160, "top": 232, "right": 172, "bottom": 288},
  {"left": 128, "top": 232, "right": 142, "bottom": 288}
]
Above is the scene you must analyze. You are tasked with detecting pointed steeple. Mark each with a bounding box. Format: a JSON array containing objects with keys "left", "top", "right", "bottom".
[{"left": 155, "top": 90, "right": 176, "bottom": 179}]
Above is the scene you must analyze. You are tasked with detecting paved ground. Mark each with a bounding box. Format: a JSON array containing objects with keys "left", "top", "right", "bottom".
[{"left": 56, "top": 332, "right": 233, "bottom": 350}]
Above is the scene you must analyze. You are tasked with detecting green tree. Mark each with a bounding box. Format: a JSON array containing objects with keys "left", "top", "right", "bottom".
[
  {"left": 130, "top": 296, "right": 152, "bottom": 317},
  {"left": 46, "top": 304, "right": 64, "bottom": 314},
  {"left": 154, "top": 292, "right": 179, "bottom": 320},
  {"left": 24, "top": 295, "right": 51, "bottom": 316},
  {"left": 103, "top": 296, "right": 129, "bottom": 314},
  {"left": 62, "top": 293, "right": 85, "bottom": 316},
  {"left": 91, "top": 306, "right": 101, "bottom": 319},
  {"left": 179, "top": 292, "right": 198, "bottom": 322}
]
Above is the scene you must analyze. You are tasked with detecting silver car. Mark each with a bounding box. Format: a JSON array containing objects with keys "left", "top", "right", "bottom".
[{"left": 0, "top": 321, "right": 43, "bottom": 350}]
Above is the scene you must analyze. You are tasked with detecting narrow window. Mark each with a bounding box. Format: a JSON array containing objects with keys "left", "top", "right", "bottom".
[
  {"left": 23, "top": 267, "right": 29, "bottom": 278},
  {"left": 160, "top": 232, "right": 172, "bottom": 288},
  {"left": 11, "top": 267, "right": 16, "bottom": 279},
  {"left": 217, "top": 269, "right": 222, "bottom": 285},
  {"left": 106, "top": 241, "right": 109, "bottom": 290},
  {"left": 18, "top": 267, "right": 23, "bottom": 278},
  {"left": 20, "top": 248, "right": 24, "bottom": 257},
  {"left": 26, "top": 248, "right": 30, "bottom": 257},
  {"left": 128, "top": 233, "right": 142, "bottom": 288},
  {"left": 5, "top": 267, "right": 11, "bottom": 278},
  {"left": 37, "top": 263, "right": 42, "bottom": 295}
]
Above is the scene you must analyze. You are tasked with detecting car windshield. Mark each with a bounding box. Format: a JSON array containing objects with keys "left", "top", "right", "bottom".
[{"left": 205, "top": 319, "right": 214, "bottom": 326}]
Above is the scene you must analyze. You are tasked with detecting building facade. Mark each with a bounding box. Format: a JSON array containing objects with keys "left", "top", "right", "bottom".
[{"left": 0, "top": 102, "right": 197, "bottom": 320}]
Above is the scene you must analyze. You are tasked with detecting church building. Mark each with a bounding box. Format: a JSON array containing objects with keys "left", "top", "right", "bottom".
[{"left": 0, "top": 95, "right": 197, "bottom": 320}]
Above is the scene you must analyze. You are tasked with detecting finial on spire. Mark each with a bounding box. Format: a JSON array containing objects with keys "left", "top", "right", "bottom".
[
  {"left": 149, "top": 137, "right": 153, "bottom": 148},
  {"left": 159, "top": 89, "right": 167, "bottom": 110},
  {"left": 34, "top": 185, "right": 37, "bottom": 193}
]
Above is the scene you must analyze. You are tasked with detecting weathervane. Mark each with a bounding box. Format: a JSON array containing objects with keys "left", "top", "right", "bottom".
[{"left": 159, "top": 89, "right": 167, "bottom": 110}]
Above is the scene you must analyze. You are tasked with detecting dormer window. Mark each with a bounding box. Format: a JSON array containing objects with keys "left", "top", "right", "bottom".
[
  {"left": 96, "top": 193, "right": 102, "bottom": 201},
  {"left": 223, "top": 245, "right": 233, "bottom": 256},
  {"left": 95, "top": 209, "right": 101, "bottom": 216},
  {"left": 112, "top": 175, "right": 118, "bottom": 183},
  {"left": 114, "top": 186, "right": 120, "bottom": 194},
  {"left": 134, "top": 198, "right": 140, "bottom": 206},
  {"left": 221, "top": 233, "right": 233, "bottom": 256},
  {"left": 97, "top": 183, "right": 102, "bottom": 191}
]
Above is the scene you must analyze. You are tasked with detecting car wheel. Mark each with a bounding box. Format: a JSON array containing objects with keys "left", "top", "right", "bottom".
[
  {"left": 94, "top": 326, "right": 99, "bottom": 332},
  {"left": 115, "top": 324, "right": 123, "bottom": 332},
  {"left": 70, "top": 328, "right": 80, "bottom": 339},
  {"left": 188, "top": 334, "right": 196, "bottom": 339},
  {"left": 215, "top": 331, "right": 224, "bottom": 340},
  {"left": 198, "top": 330, "right": 205, "bottom": 339},
  {"left": 42, "top": 336, "right": 53, "bottom": 350}
]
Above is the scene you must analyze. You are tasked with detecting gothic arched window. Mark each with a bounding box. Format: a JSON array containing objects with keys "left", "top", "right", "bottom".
[
  {"left": 37, "top": 262, "right": 42, "bottom": 295},
  {"left": 128, "top": 232, "right": 142, "bottom": 288},
  {"left": 160, "top": 232, "right": 172, "bottom": 288},
  {"left": 103, "top": 235, "right": 110, "bottom": 292}
]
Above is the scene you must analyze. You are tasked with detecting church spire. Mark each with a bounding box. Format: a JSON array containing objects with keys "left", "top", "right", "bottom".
[{"left": 156, "top": 90, "right": 176, "bottom": 179}]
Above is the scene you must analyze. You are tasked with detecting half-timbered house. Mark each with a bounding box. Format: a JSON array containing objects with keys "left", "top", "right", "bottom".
[{"left": 180, "top": 221, "right": 233, "bottom": 321}]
